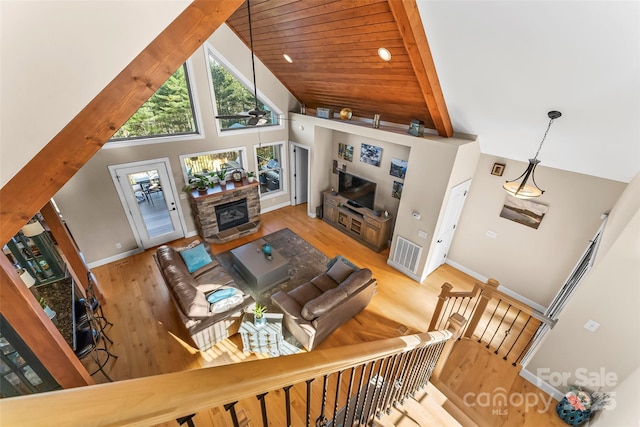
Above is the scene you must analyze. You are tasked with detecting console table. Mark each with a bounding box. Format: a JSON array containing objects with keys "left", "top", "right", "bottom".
[
  {"left": 322, "top": 191, "right": 392, "bottom": 252},
  {"left": 239, "top": 313, "right": 284, "bottom": 357}
]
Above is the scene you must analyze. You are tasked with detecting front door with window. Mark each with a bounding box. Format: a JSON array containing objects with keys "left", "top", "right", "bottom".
[{"left": 110, "top": 160, "right": 184, "bottom": 249}]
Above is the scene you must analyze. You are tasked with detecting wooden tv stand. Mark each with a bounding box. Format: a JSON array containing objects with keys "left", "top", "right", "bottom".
[{"left": 322, "top": 191, "right": 392, "bottom": 252}]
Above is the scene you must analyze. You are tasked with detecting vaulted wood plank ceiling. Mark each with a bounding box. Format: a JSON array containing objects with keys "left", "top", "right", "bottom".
[{"left": 226, "top": 0, "right": 452, "bottom": 136}]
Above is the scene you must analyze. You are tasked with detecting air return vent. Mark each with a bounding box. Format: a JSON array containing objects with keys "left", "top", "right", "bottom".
[{"left": 392, "top": 236, "right": 422, "bottom": 274}]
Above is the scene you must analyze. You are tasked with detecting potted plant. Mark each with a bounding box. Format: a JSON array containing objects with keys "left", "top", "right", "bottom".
[
  {"left": 253, "top": 303, "right": 267, "bottom": 328},
  {"left": 247, "top": 171, "right": 256, "bottom": 183},
  {"left": 556, "top": 386, "right": 611, "bottom": 426},
  {"left": 38, "top": 297, "right": 57, "bottom": 324},
  {"left": 193, "top": 175, "right": 208, "bottom": 193},
  {"left": 215, "top": 167, "right": 227, "bottom": 187}
]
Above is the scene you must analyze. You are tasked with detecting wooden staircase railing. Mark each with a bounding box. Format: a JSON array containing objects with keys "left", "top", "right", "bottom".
[
  {"left": 0, "top": 315, "right": 466, "bottom": 427},
  {"left": 429, "top": 278, "right": 555, "bottom": 366}
]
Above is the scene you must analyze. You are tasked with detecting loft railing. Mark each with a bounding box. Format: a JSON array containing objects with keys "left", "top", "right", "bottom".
[
  {"left": 0, "top": 315, "right": 465, "bottom": 427},
  {"left": 429, "top": 278, "right": 555, "bottom": 366}
]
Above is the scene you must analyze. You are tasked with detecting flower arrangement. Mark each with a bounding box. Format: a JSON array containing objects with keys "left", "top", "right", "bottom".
[{"left": 564, "top": 386, "right": 612, "bottom": 412}]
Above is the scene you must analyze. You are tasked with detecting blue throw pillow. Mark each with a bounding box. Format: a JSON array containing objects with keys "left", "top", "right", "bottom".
[
  {"left": 206, "top": 288, "right": 238, "bottom": 303},
  {"left": 180, "top": 243, "right": 212, "bottom": 273}
]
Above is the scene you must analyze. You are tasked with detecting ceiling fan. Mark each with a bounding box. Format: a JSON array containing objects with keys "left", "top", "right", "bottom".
[{"left": 215, "top": 0, "right": 267, "bottom": 127}]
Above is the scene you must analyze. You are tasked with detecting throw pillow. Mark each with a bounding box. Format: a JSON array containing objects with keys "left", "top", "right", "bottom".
[
  {"left": 174, "top": 240, "right": 201, "bottom": 252},
  {"left": 210, "top": 294, "right": 244, "bottom": 314},
  {"left": 180, "top": 243, "right": 213, "bottom": 273},
  {"left": 326, "top": 258, "right": 354, "bottom": 284},
  {"left": 206, "top": 287, "right": 238, "bottom": 303}
]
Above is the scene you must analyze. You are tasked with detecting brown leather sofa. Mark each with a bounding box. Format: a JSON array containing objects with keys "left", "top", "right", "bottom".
[
  {"left": 154, "top": 242, "right": 254, "bottom": 351},
  {"left": 271, "top": 255, "right": 376, "bottom": 350}
]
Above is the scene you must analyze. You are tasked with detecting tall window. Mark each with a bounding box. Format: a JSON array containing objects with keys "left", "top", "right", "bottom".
[
  {"left": 110, "top": 64, "right": 198, "bottom": 141},
  {"left": 255, "top": 143, "right": 283, "bottom": 195},
  {"left": 181, "top": 149, "right": 245, "bottom": 183},
  {"left": 208, "top": 52, "right": 280, "bottom": 131}
]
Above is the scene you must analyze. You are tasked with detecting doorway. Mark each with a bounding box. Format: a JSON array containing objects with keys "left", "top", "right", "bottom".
[
  {"left": 425, "top": 179, "right": 472, "bottom": 277},
  {"left": 289, "top": 143, "right": 309, "bottom": 208},
  {"left": 109, "top": 159, "right": 185, "bottom": 249}
]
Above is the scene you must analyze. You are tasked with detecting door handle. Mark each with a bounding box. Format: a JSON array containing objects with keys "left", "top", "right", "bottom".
[{"left": 437, "top": 240, "right": 442, "bottom": 243}]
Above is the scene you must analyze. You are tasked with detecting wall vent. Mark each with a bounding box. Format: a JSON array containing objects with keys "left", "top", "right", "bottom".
[{"left": 393, "top": 236, "right": 422, "bottom": 274}]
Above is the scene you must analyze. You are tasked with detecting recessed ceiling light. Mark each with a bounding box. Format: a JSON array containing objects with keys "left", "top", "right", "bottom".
[
  {"left": 283, "top": 54, "right": 293, "bottom": 63},
  {"left": 378, "top": 47, "right": 391, "bottom": 61}
]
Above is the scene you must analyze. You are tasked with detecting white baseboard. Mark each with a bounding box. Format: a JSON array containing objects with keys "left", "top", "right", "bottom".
[
  {"left": 519, "top": 367, "right": 564, "bottom": 401},
  {"left": 87, "top": 248, "right": 144, "bottom": 268},
  {"left": 445, "top": 259, "right": 547, "bottom": 313},
  {"left": 261, "top": 200, "right": 291, "bottom": 214}
]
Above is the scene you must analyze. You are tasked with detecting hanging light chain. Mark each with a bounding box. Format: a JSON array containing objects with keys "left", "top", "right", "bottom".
[{"left": 532, "top": 111, "right": 561, "bottom": 160}]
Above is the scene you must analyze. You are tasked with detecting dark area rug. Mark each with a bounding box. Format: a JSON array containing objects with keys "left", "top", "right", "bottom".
[
  {"left": 216, "top": 228, "right": 331, "bottom": 352},
  {"left": 216, "top": 228, "right": 330, "bottom": 309}
]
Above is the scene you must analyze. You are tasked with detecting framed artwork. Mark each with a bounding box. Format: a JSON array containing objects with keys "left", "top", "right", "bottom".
[
  {"left": 499, "top": 195, "right": 548, "bottom": 229},
  {"left": 491, "top": 163, "right": 506, "bottom": 176},
  {"left": 390, "top": 158, "right": 408, "bottom": 179},
  {"left": 391, "top": 181, "right": 403, "bottom": 199},
  {"left": 338, "top": 143, "right": 354, "bottom": 162},
  {"left": 360, "top": 143, "right": 383, "bottom": 166}
]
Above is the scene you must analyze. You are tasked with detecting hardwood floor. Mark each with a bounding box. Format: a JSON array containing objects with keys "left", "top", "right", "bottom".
[{"left": 90, "top": 204, "right": 564, "bottom": 426}]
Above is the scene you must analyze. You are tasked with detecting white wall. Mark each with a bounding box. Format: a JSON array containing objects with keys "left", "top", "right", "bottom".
[
  {"left": 0, "top": 0, "right": 190, "bottom": 186},
  {"left": 447, "top": 154, "right": 626, "bottom": 306},
  {"left": 526, "top": 174, "right": 639, "bottom": 402}
]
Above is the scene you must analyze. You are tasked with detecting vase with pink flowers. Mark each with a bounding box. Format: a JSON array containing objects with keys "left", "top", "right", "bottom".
[{"left": 556, "top": 386, "right": 611, "bottom": 426}]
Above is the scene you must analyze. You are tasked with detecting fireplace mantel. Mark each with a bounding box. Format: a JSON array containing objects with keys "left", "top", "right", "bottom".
[{"left": 188, "top": 179, "right": 261, "bottom": 244}]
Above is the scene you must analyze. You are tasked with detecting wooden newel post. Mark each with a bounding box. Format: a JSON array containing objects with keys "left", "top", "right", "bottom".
[
  {"left": 428, "top": 282, "right": 453, "bottom": 331},
  {"left": 431, "top": 313, "right": 466, "bottom": 382},
  {"left": 463, "top": 278, "right": 499, "bottom": 339}
]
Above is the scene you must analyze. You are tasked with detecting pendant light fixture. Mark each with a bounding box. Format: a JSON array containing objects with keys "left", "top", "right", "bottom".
[{"left": 503, "top": 110, "right": 562, "bottom": 199}]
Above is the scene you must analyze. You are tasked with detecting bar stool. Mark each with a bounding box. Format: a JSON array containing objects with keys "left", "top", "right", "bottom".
[
  {"left": 75, "top": 300, "right": 117, "bottom": 381},
  {"left": 76, "top": 272, "right": 113, "bottom": 344}
]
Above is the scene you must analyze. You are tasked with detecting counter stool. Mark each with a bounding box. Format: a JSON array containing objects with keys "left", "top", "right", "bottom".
[
  {"left": 75, "top": 300, "right": 117, "bottom": 381},
  {"left": 76, "top": 272, "right": 114, "bottom": 344}
]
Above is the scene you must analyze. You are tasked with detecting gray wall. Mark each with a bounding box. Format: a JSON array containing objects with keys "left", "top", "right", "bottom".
[{"left": 54, "top": 25, "right": 297, "bottom": 264}]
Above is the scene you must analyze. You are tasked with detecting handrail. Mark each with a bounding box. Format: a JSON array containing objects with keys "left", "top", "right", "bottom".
[{"left": 0, "top": 329, "right": 455, "bottom": 426}]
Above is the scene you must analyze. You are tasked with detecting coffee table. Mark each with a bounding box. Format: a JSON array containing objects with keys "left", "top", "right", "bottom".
[
  {"left": 238, "top": 313, "right": 284, "bottom": 357},
  {"left": 231, "top": 239, "right": 290, "bottom": 291}
]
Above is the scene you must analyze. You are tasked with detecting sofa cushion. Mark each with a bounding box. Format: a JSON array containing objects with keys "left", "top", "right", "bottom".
[
  {"left": 311, "top": 274, "right": 338, "bottom": 292},
  {"left": 326, "top": 258, "right": 354, "bottom": 284},
  {"left": 156, "top": 245, "right": 185, "bottom": 272},
  {"left": 173, "top": 280, "right": 209, "bottom": 317},
  {"left": 338, "top": 268, "right": 373, "bottom": 295},
  {"left": 289, "top": 282, "right": 323, "bottom": 306},
  {"left": 180, "top": 243, "right": 213, "bottom": 273},
  {"left": 301, "top": 287, "right": 348, "bottom": 321},
  {"left": 163, "top": 264, "right": 197, "bottom": 288}
]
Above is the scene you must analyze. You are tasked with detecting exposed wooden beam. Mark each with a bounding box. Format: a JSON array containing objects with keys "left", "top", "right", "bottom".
[
  {"left": 0, "top": 0, "right": 244, "bottom": 245},
  {"left": 387, "top": 0, "right": 453, "bottom": 137}
]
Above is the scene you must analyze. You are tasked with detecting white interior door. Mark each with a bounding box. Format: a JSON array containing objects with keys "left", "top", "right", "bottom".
[
  {"left": 110, "top": 160, "right": 185, "bottom": 248},
  {"left": 290, "top": 143, "right": 309, "bottom": 206},
  {"left": 425, "top": 179, "right": 472, "bottom": 276}
]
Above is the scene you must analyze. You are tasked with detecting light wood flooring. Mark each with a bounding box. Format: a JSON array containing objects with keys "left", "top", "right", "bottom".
[{"left": 90, "top": 204, "right": 566, "bottom": 426}]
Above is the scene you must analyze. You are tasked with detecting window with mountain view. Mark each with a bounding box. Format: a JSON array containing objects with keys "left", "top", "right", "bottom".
[
  {"left": 110, "top": 64, "right": 198, "bottom": 141},
  {"left": 208, "top": 53, "right": 280, "bottom": 131}
]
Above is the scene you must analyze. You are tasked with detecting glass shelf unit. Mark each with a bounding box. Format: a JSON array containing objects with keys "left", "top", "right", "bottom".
[{"left": 5, "top": 222, "right": 67, "bottom": 286}]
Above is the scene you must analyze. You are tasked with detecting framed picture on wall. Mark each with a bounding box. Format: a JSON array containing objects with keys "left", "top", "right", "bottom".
[
  {"left": 338, "top": 143, "right": 354, "bottom": 162},
  {"left": 391, "top": 181, "right": 403, "bottom": 199},
  {"left": 499, "top": 195, "right": 548, "bottom": 229},
  {"left": 360, "top": 143, "right": 383, "bottom": 166},
  {"left": 390, "top": 158, "right": 408, "bottom": 179},
  {"left": 491, "top": 163, "right": 506, "bottom": 176}
]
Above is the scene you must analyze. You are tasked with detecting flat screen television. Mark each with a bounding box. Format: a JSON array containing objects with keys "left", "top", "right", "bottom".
[{"left": 338, "top": 171, "right": 376, "bottom": 210}]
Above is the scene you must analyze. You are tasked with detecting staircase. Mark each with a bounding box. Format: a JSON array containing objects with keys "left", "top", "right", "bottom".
[{"left": 0, "top": 315, "right": 468, "bottom": 427}]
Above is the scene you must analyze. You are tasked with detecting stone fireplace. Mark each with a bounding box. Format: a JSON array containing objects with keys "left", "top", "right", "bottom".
[{"left": 188, "top": 180, "right": 261, "bottom": 244}]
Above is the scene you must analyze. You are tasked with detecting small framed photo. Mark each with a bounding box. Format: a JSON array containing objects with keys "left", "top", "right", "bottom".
[
  {"left": 391, "top": 181, "right": 403, "bottom": 199},
  {"left": 491, "top": 163, "right": 506, "bottom": 176}
]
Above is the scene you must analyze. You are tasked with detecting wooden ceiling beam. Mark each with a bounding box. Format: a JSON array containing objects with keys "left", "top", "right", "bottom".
[
  {"left": 387, "top": 0, "right": 453, "bottom": 137},
  {"left": 0, "top": 0, "right": 244, "bottom": 244}
]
